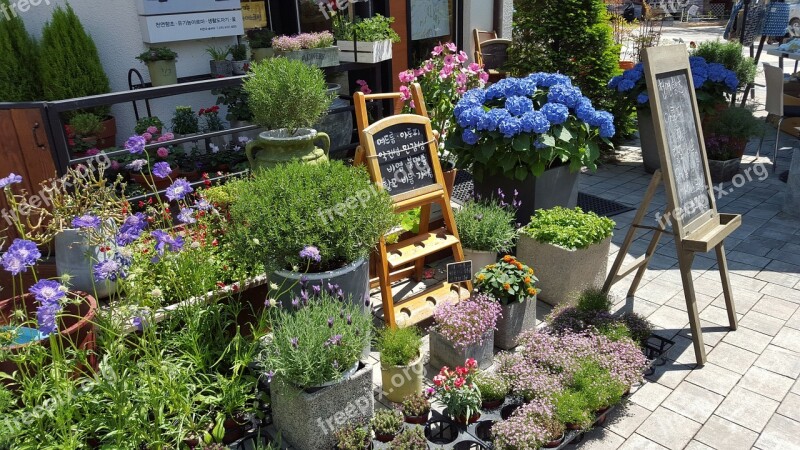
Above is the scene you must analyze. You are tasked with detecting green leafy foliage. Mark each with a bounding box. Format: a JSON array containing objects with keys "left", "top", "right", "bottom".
[
  {"left": 551, "top": 389, "right": 592, "bottom": 428},
  {"left": 523, "top": 207, "right": 614, "bottom": 249},
  {"left": 333, "top": 14, "right": 401, "bottom": 43},
  {"left": 576, "top": 288, "right": 613, "bottom": 315},
  {"left": 214, "top": 86, "right": 254, "bottom": 122},
  {"left": 136, "top": 47, "right": 178, "bottom": 62},
  {"left": 376, "top": 326, "right": 421, "bottom": 366},
  {"left": 0, "top": 0, "right": 41, "bottom": 101},
  {"left": 371, "top": 409, "right": 404, "bottom": 436},
  {"left": 244, "top": 57, "right": 332, "bottom": 131},
  {"left": 389, "top": 427, "right": 428, "bottom": 449},
  {"left": 475, "top": 255, "right": 539, "bottom": 305},
  {"left": 40, "top": 4, "right": 110, "bottom": 106},
  {"left": 229, "top": 43, "right": 248, "bottom": 61},
  {"left": 401, "top": 393, "right": 431, "bottom": 416},
  {"left": 171, "top": 106, "right": 199, "bottom": 134},
  {"left": 507, "top": 0, "right": 630, "bottom": 143},
  {"left": 692, "top": 40, "right": 757, "bottom": 87},
  {"left": 206, "top": 46, "right": 230, "bottom": 61},
  {"left": 246, "top": 28, "right": 276, "bottom": 49},
  {"left": 569, "top": 360, "right": 626, "bottom": 411},
  {"left": 69, "top": 112, "right": 103, "bottom": 136},
  {"left": 227, "top": 161, "right": 396, "bottom": 272},
  {"left": 334, "top": 420, "right": 372, "bottom": 450},
  {"left": 454, "top": 200, "right": 517, "bottom": 253},
  {"left": 134, "top": 116, "right": 164, "bottom": 135},
  {"left": 475, "top": 372, "right": 510, "bottom": 402}
]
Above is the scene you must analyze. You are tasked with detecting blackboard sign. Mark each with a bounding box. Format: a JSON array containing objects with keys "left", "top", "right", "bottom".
[
  {"left": 370, "top": 122, "right": 435, "bottom": 196},
  {"left": 655, "top": 71, "right": 711, "bottom": 227},
  {"left": 447, "top": 261, "right": 472, "bottom": 283}
]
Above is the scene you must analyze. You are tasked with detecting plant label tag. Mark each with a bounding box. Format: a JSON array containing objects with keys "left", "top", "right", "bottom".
[{"left": 447, "top": 261, "right": 472, "bottom": 283}]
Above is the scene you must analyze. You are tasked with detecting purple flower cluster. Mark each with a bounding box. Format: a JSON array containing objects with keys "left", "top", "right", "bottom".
[
  {"left": 30, "top": 279, "right": 66, "bottom": 335},
  {"left": 491, "top": 397, "right": 556, "bottom": 449},
  {"left": 0, "top": 172, "right": 22, "bottom": 188},
  {"left": 165, "top": 178, "right": 193, "bottom": 201},
  {"left": 71, "top": 214, "right": 101, "bottom": 229},
  {"left": 152, "top": 161, "right": 172, "bottom": 179},
  {"left": 1, "top": 239, "right": 41, "bottom": 275},
  {"left": 93, "top": 257, "right": 127, "bottom": 282},
  {"left": 299, "top": 245, "right": 322, "bottom": 263},
  {"left": 433, "top": 292, "right": 502, "bottom": 350},
  {"left": 151, "top": 230, "right": 184, "bottom": 256},
  {"left": 125, "top": 135, "right": 147, "bottom": 154},
  {"left": 116, "top": 213, "right": 148, "bottom": 246}
]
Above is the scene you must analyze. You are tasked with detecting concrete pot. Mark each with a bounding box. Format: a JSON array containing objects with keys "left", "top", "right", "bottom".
[
  {"left": 638, "top": 109, "right": 660, "bottom": 174},
  {"left": 55, "top": 229, "right": 117, "bottom": 299},
  {"left": 429, "top": 329, "right": 494, "bottom": 370},
  {"left": 516, "top": 234, "right": 612, "bottom": 306},
  {"left": 146, "top": 60, "right": 177, "bottom": 87},
  {"left": 270, "top": 257, "right": 369, "bottom": 311},
  {"left": 708, "top": 157, "right": 741, "bottom": 182},
  {"left": 251, "top": 47, "right": 274, "bottom": 63},
  {"left": 313, "top": 83, "right": 353, "bottom": 156},
  {"left": 473, "top": 164, "right": 579, "bottom": 225},
  {"left": 380, "top": 352, "right": 424, "bottom": 403},
  {"left": 245, "top": 128, "right": 329, "bottom": 172},
  {"left": 277, "top": 46, "right": 339, "bottom": 68},
  {"left": 462, "top": 248, "right": 497, "bottom": 279},
  {"left": 494, "top": 297, "right": 537, "bottom": 350},
  {"left": 232, "top": 59, "right": 250, "bottom": 75},
  {"left": 271, "top": 361, "right": 374, "bottom": 450},
  {"left": 229, "top": 119, "right": 262, "bottom": 143},
  {"left": 210, "top": 59, "right": 233, "bottom": 77}
]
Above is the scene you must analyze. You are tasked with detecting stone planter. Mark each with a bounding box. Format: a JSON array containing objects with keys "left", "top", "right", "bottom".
[
  {"left": 494, "top": 297, "right": 537, "bottom": 350},
  {"left": 210, "top": 59, "right": 233, "bottom": 77},
  {"left": 232, "top": 59, "right": 250, "bottom": 75},
  {"left": 429, "top": 329, "right": 493, "bottom": 370},
  {"left": 516, "top": 234, "right": 612, "bottom": 306},
  {"left": 146, "top": 60, "right": 177, "bottom": 87},
  {"left": 338, "top": 39, "right": 393, "bottom": 63},
  {"left": 638, "top": 108, "right": 660, "bottom": 174},
  {"left": 473, "top": 164, "right": 579, "bottom": 225},
  {"left": 380, "top": 352, "right": 424, "bottom": 403},
  {"left": 314, "top": 83, "right": 352, "bottom": 155},
  {"left": 55, "top": 229, "right": 117, "bottom": 299},
  {"left": 708, "top": 157, "right": 741, "bottom": 182},
  {"left": 269, "top": 257, "right": 369, "bottom": 311},
  {"left": 245, "top": 128, "right": 329, "bottom": 171},
  {"left": 271, "top": 361, "right": 374, "bottom": 450},
  {"left": 462, "top": 248, "right": 497, "bottom": 279},
  {"left": 277, "top": 46, "right": 339, "bottom": 68},
  {"left": 251, "top": 47, "right": 274, "bottom": 63}
]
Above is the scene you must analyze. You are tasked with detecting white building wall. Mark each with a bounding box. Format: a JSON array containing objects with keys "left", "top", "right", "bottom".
[
  {"left": 462, "top": 0, "right": 495, "bottom": 62},
  {"left": 18, "top": 0, "right": 238, "bottom": 145}
]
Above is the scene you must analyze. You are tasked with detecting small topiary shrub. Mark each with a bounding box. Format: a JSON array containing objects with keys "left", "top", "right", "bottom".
[
  {"left": 523, "top": 207, "right": 614, "bottom": 249},
  {"left": 0, "top": 0, "right": 41, "bottom": 102},
  {"left": 575, "top": 288, "right": 613, "bottom": 314},
  {"left": 454, "top": 199, "right": 517, "bottom": 253},
  {"left": 376, "top": 326, "right": 422, "bottom": 366}
]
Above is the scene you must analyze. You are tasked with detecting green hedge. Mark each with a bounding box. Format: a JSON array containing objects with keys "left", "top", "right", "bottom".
[{"left": 0, "top": 0, "right": 41, "bottom": 101}]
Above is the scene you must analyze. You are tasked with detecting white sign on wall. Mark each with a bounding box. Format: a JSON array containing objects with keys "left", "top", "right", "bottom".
[
  {"left": 138, "top": 0, "right": 243, "bottom": 16},
  {"left": 410, "top": 0, "right": 450, "bottom": 40},
  {"left": 140, "top": 10, "right": 245, "bottom": 43}
]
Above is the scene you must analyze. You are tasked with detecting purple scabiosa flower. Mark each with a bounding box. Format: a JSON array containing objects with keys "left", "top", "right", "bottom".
[
  {"left": 132, "top": 314, "right": 148, "bottom": 331},
  {"left": 29, "top": 279, "right": 66, "bottom": 305},
  {"left": 299, "top": 245, "right": 321, "bottom": 263},
  {"left": 0, "top": 255, "right": 24, "bottom": 276},
  {"left": 194, "top": 198, "right": 212, "bottom": 211},
  {"left": 36, "top": 301, "right": 62, "bottom": 335},
  {"left": 290, "top": 337, "right": 299, "bottom": 349},
  {"left": 71, "top": 214, "right": 101, "bottom": 229},
  {"left": 165, "top": 178, "right": 193, "bottom": 201},
  {"left": 151, "top": 230, "right": 184, "bottom": 255},
  {"left": 0, "top": 173, "right": 22, "bottom": 188},
  {"left": 126, "top": 159, "right": 147, "bottom": 171},
  {"left": 125, "top": 135, "right": 147, "bottom": 154},
  {"left": 93, "top": 258, "right": 126, "bottom": 282},
  {"left": 116, "top": 213, "right": 148, "bottom": 246},
  {"left": 152, "top": 162, "right": 172, "bottom": 179},
  {"left": 2, "top": 239, "right": 41, "bottom": 274},
  {"left": 177, "top": 207, "right": 196, "bottom": 224}
]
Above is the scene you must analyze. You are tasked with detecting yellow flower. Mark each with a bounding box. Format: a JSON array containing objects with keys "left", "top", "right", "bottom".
[
  {"left": 487, "top": 264, "right": 496, "bottom": 269},
  {"left": 527, "top": 287, "right": 536, "bottom": 295},
  {"left": 476, "top": 274, "right": 486, "bottom": 281},
  {"left": 527, "top": 268, "right": 534, "bottom": 275}
]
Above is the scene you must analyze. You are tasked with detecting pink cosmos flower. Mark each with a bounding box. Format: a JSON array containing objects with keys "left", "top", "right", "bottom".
[
  {"left": 157, "top": 147, "right": 169, "bottom": 158},
  {"left": 445, "top": 42, "right": 457, "bottom": 53}
]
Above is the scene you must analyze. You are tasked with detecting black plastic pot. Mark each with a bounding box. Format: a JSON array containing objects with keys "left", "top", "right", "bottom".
[
  {"left": 454, "top": 440, "right": 489, "bottom": 450},
  {"left": 424, "top": 419, "right": 459, "bottom": 445},
  {"left": 475, "top": 420, "right": 496, "bottom": 442}
]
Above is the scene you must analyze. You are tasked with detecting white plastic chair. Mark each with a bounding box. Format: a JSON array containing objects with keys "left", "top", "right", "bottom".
[{"left": 760, "top": 63, "right": 800, "bottom": 172}]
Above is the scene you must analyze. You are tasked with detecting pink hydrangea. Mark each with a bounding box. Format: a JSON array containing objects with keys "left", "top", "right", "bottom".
[
  {"left": 156, "top": 147, "right": 169, "bottom": 158},
  {"left": 141, "top": 132, "right": 153, "bottom": 142},
  {"left": 146, "top": 126, "right": 160, "bottom": 135}
]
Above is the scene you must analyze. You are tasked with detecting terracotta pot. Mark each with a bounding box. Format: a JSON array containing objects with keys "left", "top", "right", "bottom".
[
  {"left": 129, "top": 171, "right": 172, "bottom": 190},
  {"left": 619, "top": 60, "right": 635, "bottom": 70},
  {"left": 403, "top": 411, "right": 430, "bottom": 424},
  {"left": 0, "top": 292, "right": 98, "bottom": 383},
  {"left": 543, "top": 432, "right": 565, "bottom": 448},
  {"left": 441, "top": 163, "right": 458, "bottom": 197},
  {"left": 96, "top": 116, "right": 117, "bottom": 148},
  {"left": 481, "top": 398, "right": 504, "bottom": 410},
  {"left": 566, "top": 422, "right": 584, "bottom": 430}
]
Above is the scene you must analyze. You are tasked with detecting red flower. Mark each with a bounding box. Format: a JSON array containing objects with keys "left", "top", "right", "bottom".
[
  {"left": 216, "top": 281, "right": 226, "bottom": 289},
  {"left": 454, "top": 377, "right": 465, "bottom": 388},
  {"left": 465, "top": 358, "right": 477, "bottom": 369}
]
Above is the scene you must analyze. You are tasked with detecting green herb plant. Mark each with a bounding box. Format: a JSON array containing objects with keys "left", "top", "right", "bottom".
[
  {"left": 692, "top": 39, "right": 757, "bottom": 88},
  {"left": 334, "top": 420, "right": 372, "bottom": 450},
  {"left": 389, "top": 427, "right": 428, "bottom": 449},
  {"left": 246, "top": 28, "right": 276, "bottom": 49},
  {"left": 333, "top": 14, "right": 401, "bottom": 43},
  {"left": 523, "top": 207, "right": 615, "bottom": 249},
  {"left": 454, "top": 199, "right": 517, "bottom": 253},
  {"left": 230, "top": 43, "right": 248, "bottom": 61},
  {"left": 136, "top": 47, "right": 178, "bottom": 62},
  {"left": 134, "top": 116, "right": 165, "bottom": 135},
  {"left": 371, "top": 408, "right": 403, "bottom": 437},
  {"left": 474, "top": 372, "right": 510, "bottom": 402},
  {"left": 376, "top": 326, "right": 421, "bottom": 366},
  {"left": 552, "top": 389, "right": 593, "bottom": 429},
  {"left": 69, "top": 112, "right": 103, "bottom": 137},
  {"left": 401, "top": 393, "right": 431, "bottom": 417},
  {"left": 206, "top": 46, "right": 230, "bottom": 61},
  {"left": 171, "top": 106, "right": 200, "bottom": 135}
]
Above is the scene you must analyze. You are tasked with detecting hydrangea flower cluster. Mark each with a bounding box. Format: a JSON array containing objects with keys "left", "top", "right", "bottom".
[
  {"left": 608, "top": 58, "right": 738, "bottom": 107},
  {"left": 432, "top": 292, "right": 502, "bottom": 350},
  {"left": 450, "top": 73, "right": 613, "bottom": 181}
]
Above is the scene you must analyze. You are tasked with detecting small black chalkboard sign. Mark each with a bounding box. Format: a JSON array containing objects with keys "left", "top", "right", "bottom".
[
  {"left": 371, "top": 122, "right": 435, "bottom": 196},
  {"left": 447, "top": 261, "right": 472, "bottom": 283}
]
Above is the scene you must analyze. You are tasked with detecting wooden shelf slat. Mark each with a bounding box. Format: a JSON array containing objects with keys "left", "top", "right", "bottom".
[{"left": 385, "top": 228, "right": 460, "bottom": 269}]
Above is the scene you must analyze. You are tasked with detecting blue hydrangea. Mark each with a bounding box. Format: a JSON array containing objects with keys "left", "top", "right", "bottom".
[
  {"left": 533, "top": 138, "right": 549, "bottom": 149},
  {"left": 462, "top": 129, "right": 479, "bottom": 145},
  {"left": 456, "top": 106, "right": 483, "bottom": 128},
  {"left": 536, "top": 73, "right": 572, "bottom": 87},
  {"left": 505, "top": 96, "right": 534, "bottom": 116},
  {"left": 706, "top": 62, "right": 728, "bottom": 83},
  {"left": 520, "top": 111, "right": 550, "bottom": 134},
  {"left": 622, "top": 64, "right": 644, "bottom": 82},
  {"left": 618, "top": 78, "right": 636, "bottom": 92},
  {"left": 575, "top": 97, "right": 596, "bottom": 123},
  {"left": 600, "top": 120, "right": 615, "bottom": 138},
  {"left": 516, "top": 77, "right": 538, "bottom": 97},
  {"left": 547, "top": 84, "right": 582, "bottom": 108},
  {"left": 589, "top": 111, "right": 615, "bottom": 138},
  {"left": 499, "top": 116, "right": 522, "bottom": 138},
  {"left": 637, "top": 92, "right": 649, "bottom": 105},
  {"left": 540, "top": 103, "right": 569, "bottom": 125},
  {"left": 724, "top": 72, "right": 739, "bottom": 91},
  {"left": 485, "top": 81, "right": 508, "bottom": 100},
  {"left": 478, "top": 108, "right": 511, "bottom": 132},
  {"left": 608, "top": 75, "right": 622, "bottom": 89}
]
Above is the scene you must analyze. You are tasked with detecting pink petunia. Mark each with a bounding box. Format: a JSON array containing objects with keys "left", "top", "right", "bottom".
[
  {"left": 445, "top": 42, "right": 457, "bottom": 53},
  {"left": 399, "top": 85, "right": 411, "bottom": 101},
  {"left": 458, "top": 51, "right": 469, "bottom": 63},
  {"left": 398, "top": 70, "right": 416, "bottom": 83},
  {"left": 468, "top": 62, "right": 481, "bottom": 73},
  {"left": 431, "top": 44, "right": 443, "bottom": 56},
  {"left": 443, "top": 55, "right": 455, "bottom": 66}
]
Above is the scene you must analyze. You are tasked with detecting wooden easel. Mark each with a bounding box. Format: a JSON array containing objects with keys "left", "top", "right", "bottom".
[
  {"left": 354, "top": 84, "right": 471, "bottom": 328},
  {"left": 603, "top": 46, "right": 742, "bottom": 366}
]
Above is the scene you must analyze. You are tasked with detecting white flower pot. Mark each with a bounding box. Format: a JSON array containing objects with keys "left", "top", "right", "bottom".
[
  {"left": 338, "top": 39, "right": 393, "bottom": 63},
  {"left": 462, "top": 248, "right": 498, "bottom": 279}
]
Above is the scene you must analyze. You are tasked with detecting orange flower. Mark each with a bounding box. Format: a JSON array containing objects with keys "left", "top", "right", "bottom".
[
  {"left": 514, "top": 262, "right": 523, "bottom": 269},
  {"left": 503, "top": 283, "right": 511, "bottom": 291},
  {"left": 524, "top": 277, "right": 531, "bottom": 284},
  {"left": 527, "top": 287, "right": 536, "bottom": 295},
  {"left": 503, "top": 255, "right": 513, "bottom": 263}
]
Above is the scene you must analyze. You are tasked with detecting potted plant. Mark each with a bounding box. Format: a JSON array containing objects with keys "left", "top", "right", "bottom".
[
  {"left": 334, "top": 420, "right": 372, "bottom": 450},
  {"left": 703, "top": 106, "right": 762, "bottom": 182},
  {"left": 569, "top": 360, "right": 627, "bottom": 422},
  {"left": 474, "top": 255, "right": 539, "bottom": 349},
  {"left": 371, "top": 409, "right": 403, "bottom": 443},
  {"left": 517, "top": 207, "right": 614, "bottom": 306},
  {"left": 552, "top": 389, "right": 593, "bottom": 430},
  {"left": 214, "top": 86, "right": 261, "bottom": 143},
  {"left": 474, "top": 372, "right": 509, "bottom": 410},
  {"left": 399, "top": 43, "right": 489, "bottom": 192},
  {"left": 200, "top": 105, "right": 227, "bottom": 150},
  {"left": 227, "top": 160, "right": 395, "bottom": 305},
  {"left": 333, "top": 14, "right": 400, "bottom": 63},
  {"left": 429, "top": 293, "right": 502, "bottom": 370},
  {"left": 136, "top": 47, "right": 178, "bottom": 87},
  {"left": 491, "top": 398, "right": 562, "bottom": 449},
  {"left": 272, "top": 31, "right": 339, "bottom": 68},
  {"left": 134, "top": 116, "right": 164, "bottom": 136},
  {"left": 243, "top": 57, "right": 334, "bottom": 170},
  {"left": 389, "top": 427, "right": 427, "bottom": 450},
  {"left": 67, "top": 112, "right": 116, "bottom": 153},
  {"left": 171, "top": 106, "right": 200, "bottom": 152},
  {"left": 609, "top": 58, "right": 739, "bottom": 173},
  {"left": 401, "top": 393, "right": 431, "bottom": 424},
  {"left": 430, "top": 358, "right": 482, "bottom": 424},
  {"left": 206, "top": 46, "right": 232, "bottom": 77},
  {"left": 453, "top": 198, "right": 517, "bottom": 278},
  {"left": 376, "top": 326, "right": 423, "bottom": 403},
  {"left": 448, "top": 73, "right": 614, "bottom": 223},
  {"left": 264, "top": 291, "right": 374, "bottom": 450},
  {"left": 246, "top": 28, "right": 275, "bottom": 62},
  {"left": 229, "top": 43, "right": 250, "bottom": 75}
]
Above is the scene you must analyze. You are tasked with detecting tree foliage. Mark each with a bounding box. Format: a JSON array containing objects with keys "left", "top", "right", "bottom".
[{"left": 0, "top": 0, "right": 41, "bottom": 101}]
